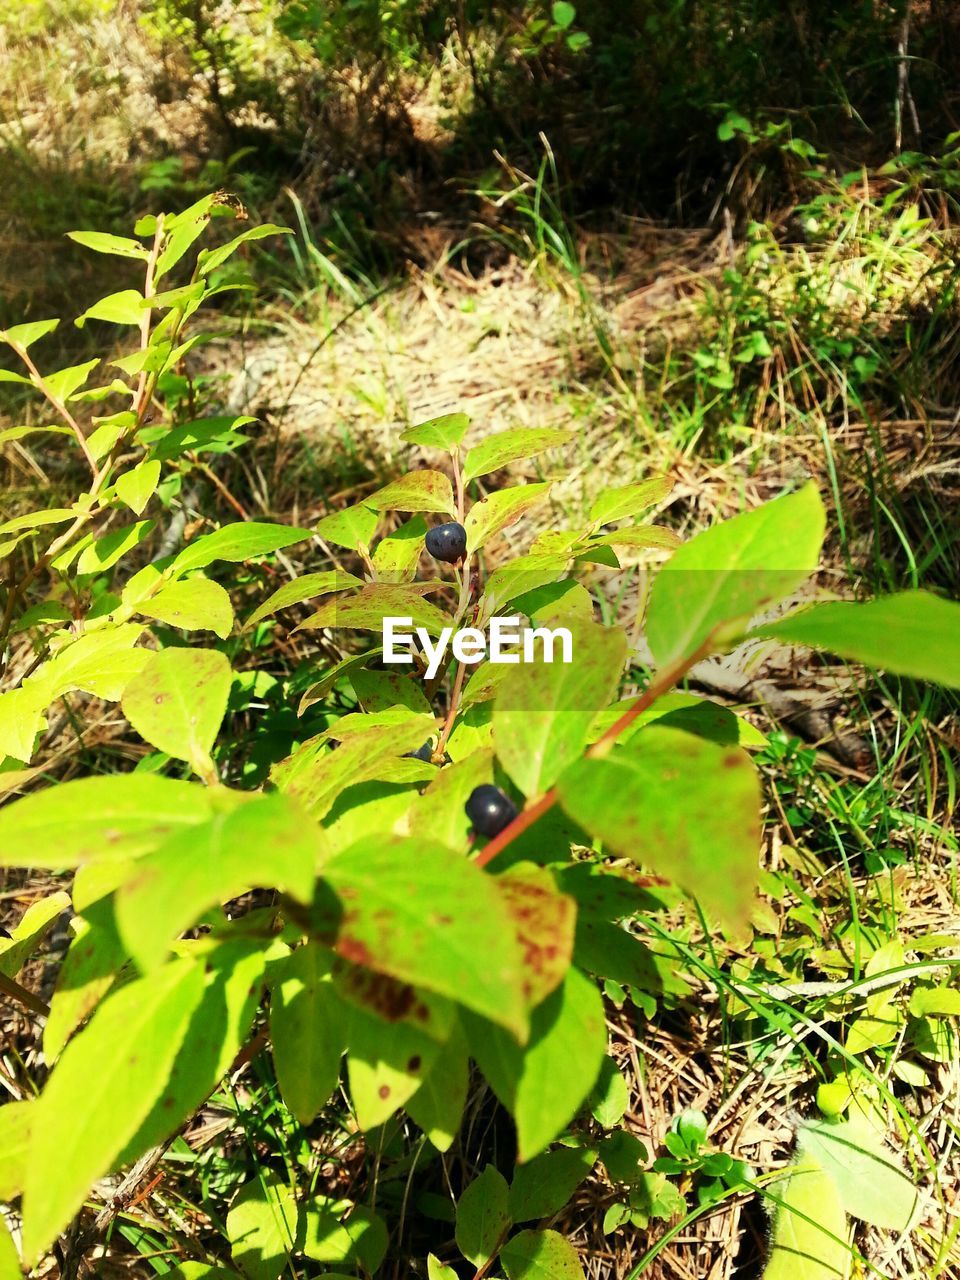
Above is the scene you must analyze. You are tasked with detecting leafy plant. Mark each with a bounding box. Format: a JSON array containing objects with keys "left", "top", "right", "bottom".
[{"left": 1, "top": 197, "right": 959, "bottom": 1277}]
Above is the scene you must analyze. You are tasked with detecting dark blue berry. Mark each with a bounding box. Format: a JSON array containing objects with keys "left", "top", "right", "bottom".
[
  {"left": 425, "top": 521, "right": 467, "bottom": 563},
  {"left": 465, "top": 784, "right": 518, "bottom": 837},
  {"left": 403, "top": 741, "right": 435, "bottom": 762}
]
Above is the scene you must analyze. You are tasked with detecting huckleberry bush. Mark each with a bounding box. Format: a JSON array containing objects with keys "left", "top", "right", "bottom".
[{"left": 0, "top": 196, "right": 958, "bottom": 1276}]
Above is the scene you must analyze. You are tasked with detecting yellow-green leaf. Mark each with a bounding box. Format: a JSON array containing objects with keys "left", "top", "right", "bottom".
[
  {"left": 465, "top": 483, "right": 552, "bottom": 555},
  {"left": 367, "top": 470, "right": 456, "bottom": 515},
  {"left": 121, "top": 647, "right": 232, "bottom": 768},
  {"left": 463, "top": 427, "right": 571, "bottom": 483},
  {"left": 21, "top": 959, "right": 205, "bottom": 1262},
  {"left": 138, "top": 577, "right": 234, "bottom": 638}
]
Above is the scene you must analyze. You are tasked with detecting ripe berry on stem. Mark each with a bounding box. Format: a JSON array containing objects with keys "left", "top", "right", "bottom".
[
  {"left": 425, "top": 521, "right": 467, "bottom": 563},
  {"left": 465, "top": 784, "right": 518, "bottom": 838},
  {"left": 403, "top": 741, "right": 435, "bottom": 763}
]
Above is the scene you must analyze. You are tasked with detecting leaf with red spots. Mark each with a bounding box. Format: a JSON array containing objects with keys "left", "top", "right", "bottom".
[
  {"left": 345, "top": 999, "right": 444, "bottom": 1130},
  {"left": 556, "top": 725, "right": 762, "bottom": 932},
  {"left": 406, "top": 1018, "right": 470, "bottom": 1151},
  {"left": 494, "top": 864, "right": 576, "bottom": 1007},
  {"left": 320, "top": 836, "right": 529, "bottom": 1040},
  {"left": 121, "top": 646, "right": 232, "bottom": 773}
]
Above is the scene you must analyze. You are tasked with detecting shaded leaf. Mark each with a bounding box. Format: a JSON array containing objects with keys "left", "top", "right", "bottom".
[
  {"left": 796, "top": 1116, "right": 918, "bottom": 1232},
  {"left": 270, "top": 943, "right": 345, "bottom": 1123},
  {"left": 510, "top": 1147, "right": 597, "bottom": 1222},
  {"left": 455, "top": 1165, "right": 512, "bottom": 1267},
  {"left": 227, "top": 1172, "right": 299, "bottom": 1280},
  {"left": 501, "top": 1228, "right": 586, "bottom": 1280},
  {"left": 406, "top": 1018, "right": 470, "bottom": 1151},
  {"left": 763, "top": 1158, "right": 850, "bottom": 1279},
  {"left": 465, "top": 967, "right": 606, "bottom": 1160}
]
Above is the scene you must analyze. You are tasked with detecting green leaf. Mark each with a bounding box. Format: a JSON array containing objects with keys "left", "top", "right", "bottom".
[
  {"left": 0, "top": 1215, "right": 20, "bottom": 1279},
  {"left": 320, "top": 836, "right": 528, "bottom": 1038},
  {"left": 300, "top": 1197, "right": 388, "bottom": 1271},
  {"left": 172, "top": 522, "right": 312, "bottom": 574},
  {"left": 350, "top": 665, "right": 434, "bottom": 715},
  {"left": 270, "top": 943, "right": 345, "bottom": 1123},
  {"left": 272, "top": 720, "right": 436, "bottom": 818},
  {"left": 406, "top": 1019, "right": 470, "bottom": 1150},
  {"left": 501, "top": 1228, "right": 586, "bottom": 1279},
  {"left": 493, "top": 619, "right": 626, "bottom": 795},
  {"left": 75, "top": 290, "right": 146, "bottom": 327},
  {"left": 115, "top": 459, "right": 161, "bottom": 515},
  {"left": 243, "top": 571, "right": 363, "bottom": 631},
  {"left": 121, "top": 647, "right": 232, "bottom": 769},
  {"left": 66, "top": 230, "right": 147, "bottom": 259},
  {"left": 345, "top": 999, "right": 443, "bottom": 1128},
  {"left": 407, "top": 748, "right": 495, "bottom": 852},
  {"left": 763, "top": 1158, "right": 850, "bottom": 1279},
  {"left": 76, "top": 520, "right": 155, "bottom": 574},
  {"left": 116, "top": 793, "right": 320, "bottom": 971},
  {"left": 0, "top": 318, "right": 60, "bottom": 348},
  {"left": 35, "top": 622, "right": 148, "bottom": 701},
  {"left": 0, "top": 773, "right": 237, "bottom": 868},
  {"left": 463, "top": 428, "right": 570, "bottom": 483},
  {"left": 465, "top": 967, "right": 606, "bottom": 1160},
  {"left": 138, "top": 576, "right": 234, "bottom": 638},
  {"left": 556, "top": 726, "right": 762, "bottom": 931},
  {"left": 646, "top": 482, "right": 826, "bottom": 664},
  {"left": 591, "top": 525, "right": 680, "bottom": 553},
  {"left": 119, "top": 939, "right": 268, "bottom": 1163},
  {"left": 796, "top": 1115, "right": 918, "bottom": 1232},
  {"left": 909, "top": 984, "right": 960, "bottom": 1017},
  {"left": 589, "top": 1057, "right": 629, "bottom": 1128},
  {"left": 752, "top": 590, "right": 960, "bottom": 689},
  {"left": 372, "top": 515, "right": 428, "bottom": 583},
  {"left": 551, "top": 1, "right": 576, "bottom": 28},
  {"left": 455, "top": 1165, "right": 512, "bottom": 1267},
  {"left": 0, "top": 1099, "right": 32, "bottom": 1200},
  {"left": 44, "top": 897, "right": 128, "bottom": 1061},
  {"left": 0, "top": 507, "right": 76, "bottom": 534},
  {"left": 465, "top": 483, "right": 552, "bottom": 554},
  {"left": 21, "top": 959, "right": 205, "bottom": 1262},
  {"left": 367, "top": 470, "right": 456, "bottom": 515},
  {"left": 482, "top": 553, "right": 568, "bottom": 613},
  {"left": 428, "top": 1254, "right": 459, "bottom": 1280},
  {"left": 227, "top": 1172, "right": 299, "bottom": 1280},
  {"left": 298, "top": 583, "right": 451, "bottom": 636},
  {"left": 0, "top": 890, "right": 71, "bottom": 977},
  {"left": 0, "top": 369, "right": 31, "bottom": 384},
  {"left": 589, "top": 476, "right": 674, "bottom": 525},
  {"left": 510, "top": 1147, "right": 597, "bottom": 1222},
  {"left": 401, "top": 412, "right": 470, "bottom": 450},
  {"left": 198, "top": 224, "right": 293, "bottom": 277},
  {"left": 315, "top": 503, "right": 379, "bottom": 551}
]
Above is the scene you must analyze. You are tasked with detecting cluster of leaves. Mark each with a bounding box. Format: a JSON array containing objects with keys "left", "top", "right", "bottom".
[{"left": 1, "top": 199, "right": 960, "bottom": 1279}]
